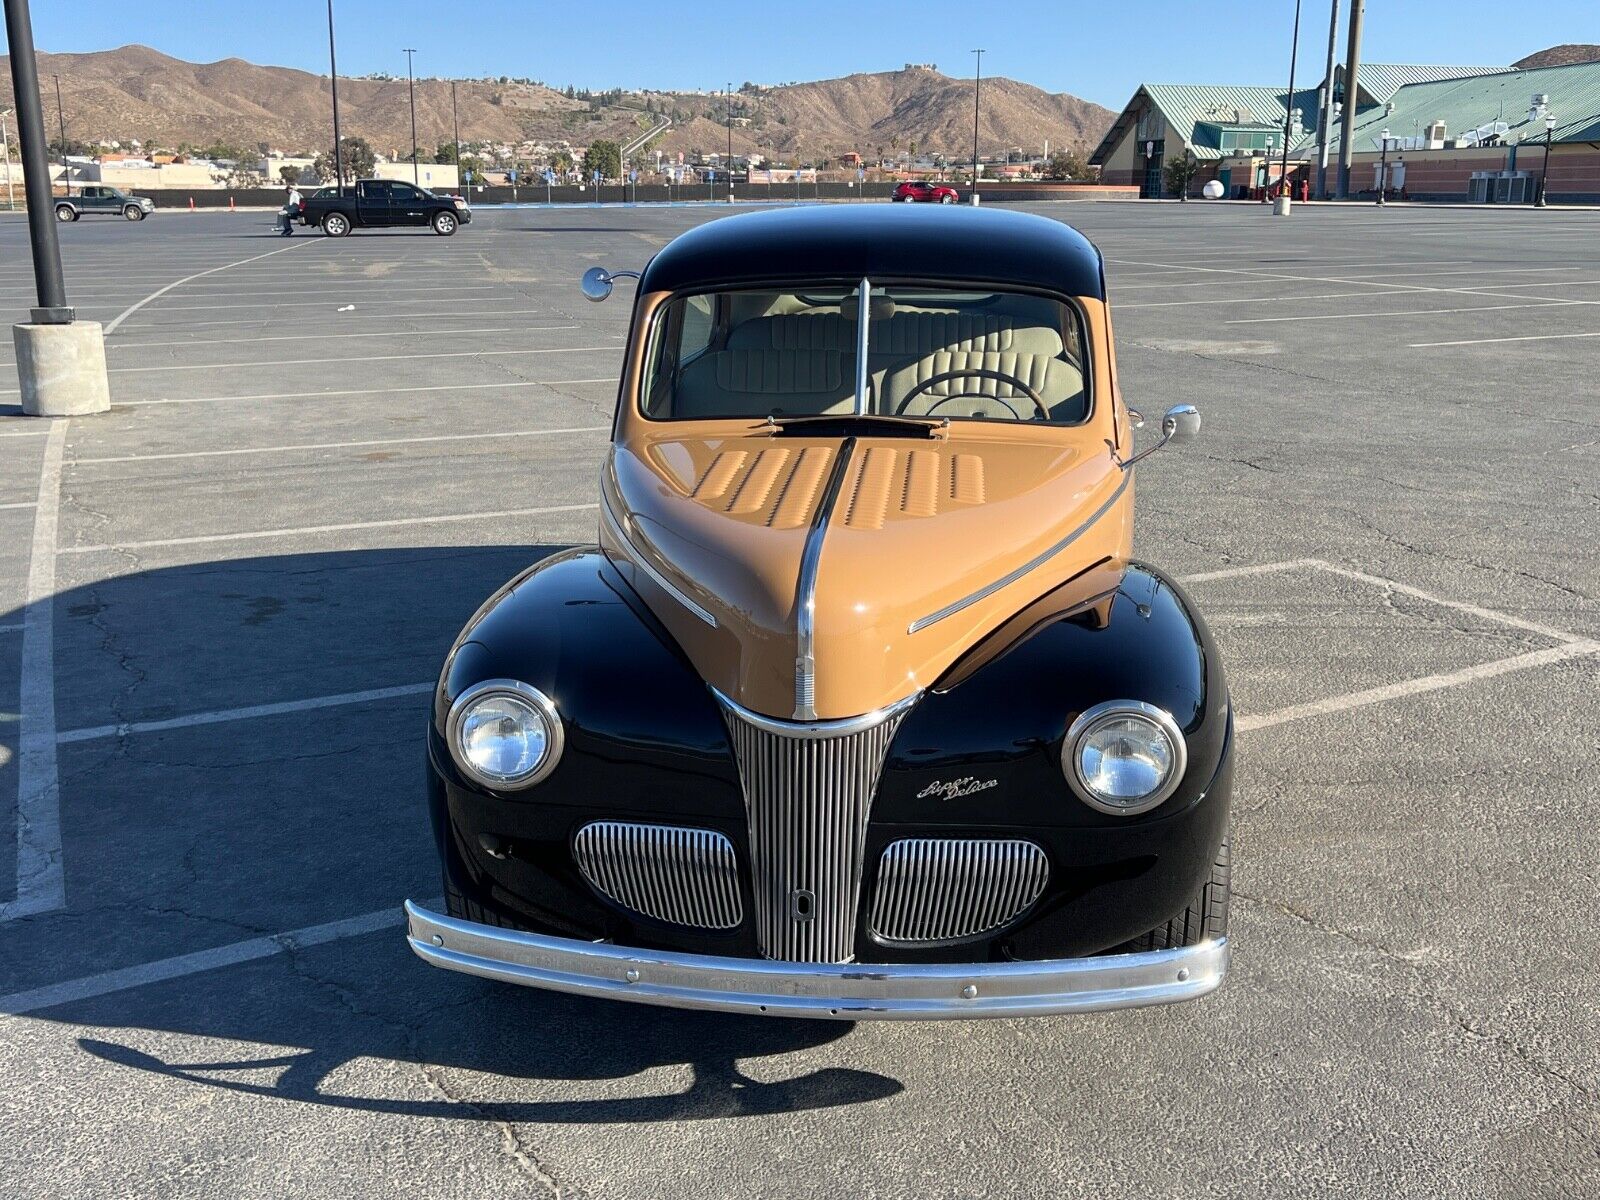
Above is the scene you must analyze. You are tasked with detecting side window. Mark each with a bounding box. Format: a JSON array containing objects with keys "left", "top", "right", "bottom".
[
  {"left": 678, "top": 295, "right": 714, "bottom": 358},
  {"left": 359, "top": 181, "right": 389, "bottom": 200},
  {"left": 390, "top": 184, "right": 420, "bottom": 201}
]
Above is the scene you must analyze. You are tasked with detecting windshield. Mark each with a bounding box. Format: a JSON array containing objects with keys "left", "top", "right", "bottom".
[{"left": 640, "top": 283, "right": 1088, "bottom": 424}]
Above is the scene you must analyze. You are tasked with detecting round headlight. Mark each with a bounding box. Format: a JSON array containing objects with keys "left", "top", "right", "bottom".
[
  {"left": 447, "top": 680, "right": 564, "bottom": 789},
  {"left": 1063, "top": 700, "right": 1186, "bottom": 815}
]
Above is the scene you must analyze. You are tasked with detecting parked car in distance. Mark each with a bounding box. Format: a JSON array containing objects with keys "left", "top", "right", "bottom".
[
  {"left": 55, "top": 186, "right": 154, "bottom": 222},
  {"left": 405, "top": 205, "right": 1230, "bottom": 1021},
  {"left": 299, "top": 179, "right": 470, "bottom": 236},
  {"left": 893, "top": 179, "right": 960, "bottom": 204}
]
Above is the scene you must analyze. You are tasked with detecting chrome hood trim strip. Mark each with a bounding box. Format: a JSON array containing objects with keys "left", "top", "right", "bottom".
[
  {"left": 600, "top": 486, "right": 719, "bottom": 628},
  {"left": 713, "top": 685, "right": 921, "bottom": 739},
  {"left": 907, "top": 467, "right": 1132, "bottom": 634},
  {"left": 792, "top": 437, "right": 857, "bottom": 719}
]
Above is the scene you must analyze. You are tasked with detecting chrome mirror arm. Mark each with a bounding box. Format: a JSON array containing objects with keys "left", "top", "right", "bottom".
[
  {"left": 1118, "top": 404, "right": 1201, "bottom": 471},
  {"left": 580, "top": 267, "right": 642, "bottom": 303}
]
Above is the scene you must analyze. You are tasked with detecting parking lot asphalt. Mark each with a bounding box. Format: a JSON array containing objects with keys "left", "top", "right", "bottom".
[{"left": 0, "top": 200, "right": 1596, "bottom": 1199}]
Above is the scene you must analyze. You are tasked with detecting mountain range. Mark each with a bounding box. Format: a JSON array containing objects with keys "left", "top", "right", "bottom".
[{"left": 0, "top": 46, "right": 1114, "bottom": 164}]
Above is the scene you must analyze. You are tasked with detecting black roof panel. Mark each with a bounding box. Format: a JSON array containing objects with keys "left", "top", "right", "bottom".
[{"left": 639, "top": 205, "right": 1105, "bottom": 298}]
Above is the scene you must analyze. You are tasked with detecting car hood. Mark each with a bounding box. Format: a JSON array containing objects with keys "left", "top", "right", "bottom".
[{"left": 601, "top": 429, "right": 1132, "bottom": 721}]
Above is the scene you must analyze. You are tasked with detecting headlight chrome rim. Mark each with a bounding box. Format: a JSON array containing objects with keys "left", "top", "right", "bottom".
[
  {"left": 446, "top": 679, "right": 564, "bottom": 790},
  {"left": 1062, "top": 700, "right": 1187, "bottom": 816}
]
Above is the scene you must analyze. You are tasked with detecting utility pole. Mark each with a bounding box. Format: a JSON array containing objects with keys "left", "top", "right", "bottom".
[
  {"left": 727, "top": 82, "right": 735, "bottom": 202},
  {"left": 5, "top": 0, "right": 111, "bottom": 415},
  {"left": 2, "top": 108, "right": 15, "bottom": 210},
  {"left": 52, "top": 73, "right": 68, "bottom": 194},
  {"left": 403, "top": 48, "right": 419, "bottom": 186},
  {"left": 1336, "top": 0, "right": 1364, "bottom": 199},
  {"left": 327, "top": 0, "right": 345, "bottom": 192},
  {"left": 1277, "top": 0, "right": 1302, "bottom": 208},
  {"left": 1315, "top": 0, "right": 1340, "bottom": 199},
  {"left": 451, "top": 80, "right": 461, "bottom": 185},
  {"left": 971, "top": 49, "right": 984, "bottom": 203}
]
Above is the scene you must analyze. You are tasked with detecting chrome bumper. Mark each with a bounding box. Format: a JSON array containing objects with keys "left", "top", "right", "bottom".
[{"left": 404, "top": 901, "right": 1229, "bottom": 1020}]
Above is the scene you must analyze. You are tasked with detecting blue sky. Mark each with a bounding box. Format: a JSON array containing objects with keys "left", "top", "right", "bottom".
[{"left": 3, "top": 1, "right": 1592, "bottom": 107}]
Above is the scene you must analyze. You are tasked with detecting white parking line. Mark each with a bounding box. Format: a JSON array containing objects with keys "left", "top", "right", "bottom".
[
  {"left": 117, "top": 378, "right": 613, "bottom": 407},
  {"left": 69, "top": 425, "right": 610, "bottom": 465},
  {"left": 1410, "top": 330, "right": 1600, "bottom": 348},
  {"left": 107, "top": 325, "right": 577, "bottom": 350},
  {"left": 105, "top": 346, "right": 613, "bottom": 374},
  {"left": 1177, "top": 559, "right": 1314, "bottom": 584},
  {"left": 0, "top": 905, "right": 414, "bottom": 1015},
  {"left": 115, "top": 308, "right": 549, "bottom": 331},
  {"left": 1, "top": 421, "right": 67, "bottom": 922},
  {"left": 1226, "top": 302, "right": 1573, "bottom": 325},
  {"left": 105, "top": 239, "right": 322, "bottom": 336},
  {"left": 0, "top": 501, "right": 39, "bottom": 510},
  {"left": 59, "top": 501, "right": 601, "bottom": 554},
  {"left": 1238, "top": 640, "right": 1600, "bottom": 732},
  {"left": 57, "top": 682, "right": 436, "bottom": 745}
]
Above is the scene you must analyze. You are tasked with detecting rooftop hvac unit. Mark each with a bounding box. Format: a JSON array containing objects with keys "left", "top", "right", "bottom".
[{"left": 1425, "top": 120, "right": 1447, "bottom": 150}]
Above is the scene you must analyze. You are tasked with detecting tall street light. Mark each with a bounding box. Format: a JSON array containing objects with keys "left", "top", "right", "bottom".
[
  {"left": 726, "top": 82, "right": 734, "bottom": 202},
  {"left": 451, "top": 80, "right": 461, "bottom": 187},
  {"left": 327, "top": 0, "right": 345, "bottom": 192},
  {"left": 52, "top": 73, "right": 68, "bottom": 194},
  {"left": 2, "top": 107, "right": 15, "bottom": 210},
  {"left": 1536, "top": 112, "right": 1556, "bottom": 207},
  {"left": 1375, "top": 126, "right": 1390, "bottom": 206},
  {"left": 970, "top": 49, "right": 984, "bottom": 201},
  {"left": 403, "top": 48, "right": 420, "bottom": 186},
  {"left": 1277, "top": 0, "right": 1302, "bottom": 206}
]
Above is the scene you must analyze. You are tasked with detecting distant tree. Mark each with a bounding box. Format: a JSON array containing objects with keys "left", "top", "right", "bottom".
[
  {"left": 583, "top": 138, "right": 621, "bottom": 180},
  {"left": 908, "top": 138, "right": 918, "bottom": 159},
  {"left": 549, "top": 148, "right": 575, "bottom": 175},
  {"left": 1163, "top": 150, "right": 1199, "bottom": 200},
  {"left": 435, "top": 142, "right": 459, "bottom": 164},
  {"left": 278, "top": 165, "right": 302, "bottom": 185},
  {"left": 1042, "top": 150, "right": 1089, "bottom": 181},
  {"left": 313, "top": 136, "right": 376, "bottom": 184}
]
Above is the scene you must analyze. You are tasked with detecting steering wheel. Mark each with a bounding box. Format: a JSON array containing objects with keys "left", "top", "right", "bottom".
[{"left": 893, "top": 367, "right": 1051, "bottom": 420}]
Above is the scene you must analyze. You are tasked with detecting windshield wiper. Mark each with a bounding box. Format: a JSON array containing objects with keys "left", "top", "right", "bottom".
[{"left": 764, "top": 414, "right": 948, "bottom": 439}]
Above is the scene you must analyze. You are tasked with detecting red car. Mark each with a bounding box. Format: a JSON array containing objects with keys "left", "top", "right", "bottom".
[{"left": 893, "top": 180, "right": 960, "bottom": 204}]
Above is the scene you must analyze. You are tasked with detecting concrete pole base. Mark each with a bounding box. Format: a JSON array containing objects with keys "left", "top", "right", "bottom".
[
  {"left": 12, "top": 321, "right": 111, "bottom": 416},
  {"left": 1272, "top": 196, "right": 1293, "bottom": 216}
]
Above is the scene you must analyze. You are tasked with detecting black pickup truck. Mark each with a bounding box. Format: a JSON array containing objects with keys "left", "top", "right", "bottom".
[{"left": 299, "top": 179, "right": 470, "bottom": 236}]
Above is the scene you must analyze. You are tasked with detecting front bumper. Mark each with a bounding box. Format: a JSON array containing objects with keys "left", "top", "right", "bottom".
[{"left": 405, "top": 900, "right": 1228, "bottom": 1020}]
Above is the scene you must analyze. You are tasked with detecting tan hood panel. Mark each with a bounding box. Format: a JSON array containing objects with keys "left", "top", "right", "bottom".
[{"left": 604, "top": 428, "right": 1133, "bottom": 721}]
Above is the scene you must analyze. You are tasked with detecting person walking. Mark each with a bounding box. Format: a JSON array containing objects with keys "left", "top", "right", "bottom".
[{"left": 277, "top": 182, "right": 302, "bottom": 236}]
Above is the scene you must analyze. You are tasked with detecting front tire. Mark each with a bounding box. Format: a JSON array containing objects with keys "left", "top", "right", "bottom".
[
  {"left": 55, "top": 205, "right": 77, "bottom": 222},
  {"left": 124, "top": 205, "right": 145, "bottom": 221},
  {"left": 322, "top": 213, "right": 351, "bottom": 237},
  {"left": 432, "top": 210, "right": 458, "bottom": 236},
  {"left": 940, "top": 193, "right": 955, "bottom": 204},
  {"left": 1113, "top": 838, "right": 1230, "bottom": 952}
]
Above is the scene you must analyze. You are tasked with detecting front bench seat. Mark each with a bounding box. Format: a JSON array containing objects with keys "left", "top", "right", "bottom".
[
  {"left": 671, "top": 349, "right": 855, "bottom": 418},
  {"left": 886, "top": 350, "right": 1087, "bottom": 422}
]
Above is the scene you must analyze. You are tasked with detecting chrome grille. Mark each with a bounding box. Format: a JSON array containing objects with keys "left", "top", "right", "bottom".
[
  {"left": 573, "top": 821, "right": 742, "bottom": 930},
  {"left": 869, "top": 839, "right": 1050, "bottom": 947},
  {"left": 720, "top": 699, "right": 912, "bottom": 963}
]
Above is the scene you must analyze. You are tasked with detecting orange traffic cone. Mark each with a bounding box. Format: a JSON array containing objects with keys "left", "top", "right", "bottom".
[{"left": 229, "top": 196, "right": 235, "bottom": 212}]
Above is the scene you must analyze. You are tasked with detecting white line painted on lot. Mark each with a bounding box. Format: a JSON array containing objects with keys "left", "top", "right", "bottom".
[
  {"left": 0, "top": 904, "right": 417, "bottom": 1015},
  {"left": 116, "top": 378, "right": 613, "bottom": 407},
  {"left": 1409, "top": 330, "right": 1600, "bottom": 348},
  {"left": 105, "top": 239, "right": 322, "bottom": 337},
  {"left": 106, "top": 325, "right": 578, "bottom": 350},
  {"left": 1, "top": 420, "right": 67, "bottom": 923},
  {"left": 59, "top": 501, "right": 600, "bottom": 554},
  {"left": 1238, "top": 640, "right": 1600, "bottom": 733},
  {"left": 1226, "top": 302, "right": 1573, "bottom": 325},
  {"left": 1177, "top": 559, "right": 1317, "bottom": 584},
  {"left": 116, "top": 307, "right": 550, "bottom": 331},
  {"left": 106, "top": 345, "right": 613, "bottom": 373},
  {"left": 0, "top": 501, "right": 39, "bottom": 510},
  {"left": 69, "top": 425, "right": 610, "bottom": 465},
  {"left": 57, "top": 682, "right": 436, "bottom": 745},
  {"left": 0, "top": 429, "right": 53, "bottom": 439}
]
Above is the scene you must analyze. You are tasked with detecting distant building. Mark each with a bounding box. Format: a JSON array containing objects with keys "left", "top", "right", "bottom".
[{"left": 372, "top": 161, "right": 461, "bottom": 190}]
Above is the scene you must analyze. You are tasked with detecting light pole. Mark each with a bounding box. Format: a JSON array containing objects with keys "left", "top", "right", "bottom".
[
  {"left": 1536, "top": 113, "right": 1556, "bottom": 207},
  {"left": 1277, "top": 0, "right": 1302, "bottom": 206},
  {"left": 403, "top": 48, "right": 419, "bottom": 186},
  {"left": 327, "top": 0, "right": 345, "bottom": 192},
  {"left": 970, "top": 49, "right": 984, "bottom": 201},
  {"left": 1, "top": 107, "right": 14, "bottom": 210},
  {"left": 451, "top": 80, "right": 461, "bottom": 186},
  {"left": 1376, "top": 127, "right": 1390, "bottom": 206},
  {"left": 727, "top": 82, "right": 734, "bottom": 202},
  {"left": 52, "top": 72, "right": 68, "bottom": 194},
  {"left": 1315, "top": 0, "right": 1340, "bottom": 199}
]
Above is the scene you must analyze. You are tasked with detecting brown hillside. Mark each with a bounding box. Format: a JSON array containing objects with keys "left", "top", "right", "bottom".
[
  {"left": 0, "top": 46, "right": 1112, "bottom": 166},
  {"left": 1512, "top": 45, "right": 1600, "bottom": 69}
]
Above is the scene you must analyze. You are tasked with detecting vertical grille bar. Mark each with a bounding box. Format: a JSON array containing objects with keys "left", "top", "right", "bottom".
[
  {"left": 869, "top": 839, "right": 1049, "bottom": 947},
  {"left": 720, "top": 699, "right": 910, "bottom": 963}
]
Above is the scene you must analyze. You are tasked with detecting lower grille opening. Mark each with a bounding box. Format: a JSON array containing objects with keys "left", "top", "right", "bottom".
[
  {"left": 573, "top": 821, "right": 743, "bottom": 930},
  {"left": 869, "top": 838, "right": 1050, "bottom": 947}
]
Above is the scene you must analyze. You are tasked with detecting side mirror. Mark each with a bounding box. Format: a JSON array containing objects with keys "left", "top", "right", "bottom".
[
  {"left": 1121, "top": 404, "right": 1201, "bottom": 469},
  {"left": 1161, "top": 403, "right": 1201, "bottom": 446},
  {"left": 580, "top": 266, "right": 614, "bottom": 303},
  {"left": 580, "top": 266, "right": 642, "bottom": 303}
]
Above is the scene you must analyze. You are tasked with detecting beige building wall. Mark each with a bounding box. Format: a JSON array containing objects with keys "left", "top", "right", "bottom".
[{"left": 373, "top": 162, "right": 460, "bottom": 190}]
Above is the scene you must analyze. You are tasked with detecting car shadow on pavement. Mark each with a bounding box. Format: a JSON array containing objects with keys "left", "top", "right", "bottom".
[{"left": 8, "top": 543, "right": 903, "bottom": 1121}]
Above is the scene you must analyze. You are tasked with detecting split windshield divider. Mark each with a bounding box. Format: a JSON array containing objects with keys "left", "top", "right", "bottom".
[{"left": 854, "top": 276, "right": 871, "bottom": 414}]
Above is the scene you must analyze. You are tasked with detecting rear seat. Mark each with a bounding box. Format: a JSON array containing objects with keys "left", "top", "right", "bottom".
[{"left": 673, "top": 348, "right": 854, "bottom": 417}]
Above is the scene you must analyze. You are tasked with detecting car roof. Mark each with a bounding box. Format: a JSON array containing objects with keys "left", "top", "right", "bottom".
[{"left": 638, "top": 205, "right": 1105, "bottom": 299}]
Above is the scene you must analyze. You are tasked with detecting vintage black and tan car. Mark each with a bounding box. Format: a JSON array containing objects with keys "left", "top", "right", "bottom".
[{"left": 405, "top": 205, "right": 1231, "bottom": 1019}]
